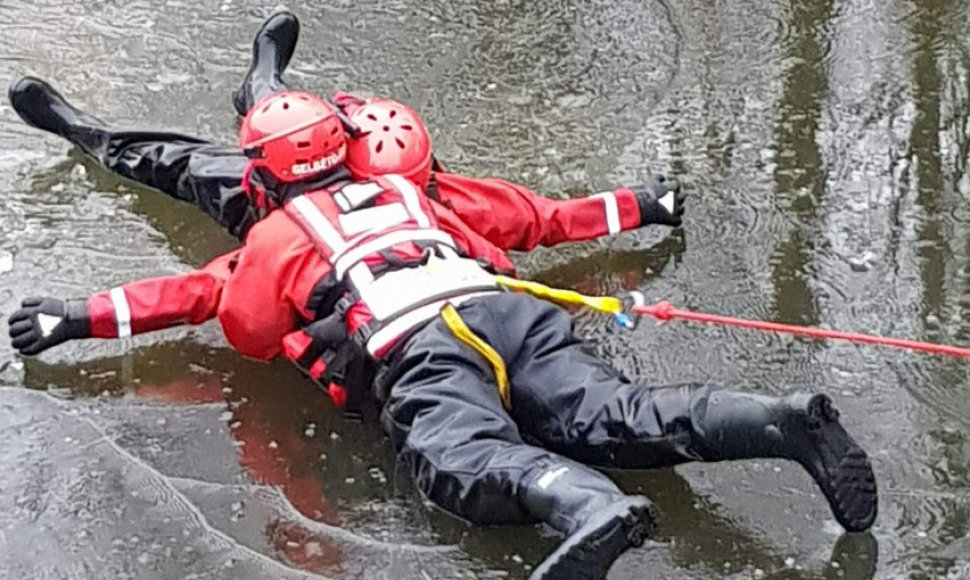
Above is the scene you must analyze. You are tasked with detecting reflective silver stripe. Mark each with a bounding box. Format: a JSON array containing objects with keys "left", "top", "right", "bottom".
[
  {"left": 333, "top": 229, "right": 457, "bottom": 280},
  {"left": 365, "top": 291, "right": 499, "bottom": 357},
  {"left": 337, "top": 202, "right": 409, "bottom": 235},
  {"left": 385, "top": 174, "right": 430, "bottom": 228},
  {"left": 290, "top": 196, "right": 347, "bottom": 255},
  {"left": 592, "top": 191, "right": 621, "bottom": 235},
  {"left": 110, "top": 287, "right": 132, "bottom": 338}
]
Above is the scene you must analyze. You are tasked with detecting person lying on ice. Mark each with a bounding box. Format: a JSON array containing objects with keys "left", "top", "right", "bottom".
[
  {"left": 6, "top": 7, "right": 691, "bottom": 401},
  {"left": 10, "top": 9, "right": 659, "bottom": 246},
  {"left": 9, "top": 87, "right": 876, "bottom": 580}
]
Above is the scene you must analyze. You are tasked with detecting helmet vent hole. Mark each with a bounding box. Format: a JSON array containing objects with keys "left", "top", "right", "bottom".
[
  {"left": 401, "top": 124, "right": 413, "bottom": 131},
  {"left": 376, "top": 141, "right": 384, "bottom": 153},
  {"left": 395, "top": 138, "right": 406, "bottom": 149},
  {"left": 330, "top": 127, "right": 339, "bottom": 135},
  {"left": 367, "top": 113, "right": 378, "bottom": 121},
  {"left": 297, "top": 141, "right": 311, "bottom": 149},
  {"left": 383, "top": 125, "right": 390, "bottom": 132},
  {"left": 283, "top": 102, "right": 290, "bottom": 110},
  {"left": 389, "top": 110, "right": 397, "bottom": 118}
]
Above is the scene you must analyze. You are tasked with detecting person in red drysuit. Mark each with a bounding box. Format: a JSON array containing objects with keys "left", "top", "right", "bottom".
[
  {"left": 10, "top": 86, "right": 875, "bottom": 580},
  {"left": 7, "top": 10, "right": 673, "bottom": 249}
]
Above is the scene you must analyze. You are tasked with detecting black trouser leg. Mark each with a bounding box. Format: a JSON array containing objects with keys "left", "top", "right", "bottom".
[
  {"left": 9, "top": 77, "right": 255, "bottom": 239},
  {"left": 463, "top": 293, "right": 876, "bottom": 532},
  {"left": 380, "top": 316, "right": 635, "bottom": 533},
  {"left": 381, "top": 300, "right": 655, "bottom": 579},
  {"left": 98, "top": 133, "right": 255, "bottom": 239}
]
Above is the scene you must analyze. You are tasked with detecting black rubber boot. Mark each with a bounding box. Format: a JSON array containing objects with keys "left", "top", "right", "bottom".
[
  {"left": 231, "top": 10, "right": 300, "bottom": 116},
  {"left": 8, "top": 76, "right": 109, "bottom": 156},
  {"left": 519, "top": 464, "right": 655, "bottom": 580},
  {"left": 696, "top": 391, "right": 878, "bottom": 533}
]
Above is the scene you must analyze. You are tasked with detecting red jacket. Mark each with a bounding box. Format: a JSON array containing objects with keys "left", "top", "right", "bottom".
[{"left": 87, "top": 173, "right": 644, "bottom": 360}]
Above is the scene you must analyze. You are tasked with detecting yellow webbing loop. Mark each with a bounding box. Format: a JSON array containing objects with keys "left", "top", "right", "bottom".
[
  {"left": 441, "top": 304, "right": 511, "bottom": 410},
  {"left": 493, "top": 275, "right": 623, "bottom": 315}
]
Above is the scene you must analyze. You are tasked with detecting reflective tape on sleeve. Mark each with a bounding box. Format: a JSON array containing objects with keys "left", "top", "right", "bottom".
[
  {"left": 109, "top": 287, "right": 132, "bottom": 338},
  {"left": 592, "top": 191, "right": 621, "bottom": 235}
]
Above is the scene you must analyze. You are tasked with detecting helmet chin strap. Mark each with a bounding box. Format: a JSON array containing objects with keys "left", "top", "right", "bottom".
[
  {"left": 242, "top": 160, "right": 268, "bottom": 210},
  {"left": 277, "top": 166, "right": 353, "bottom": 201}
]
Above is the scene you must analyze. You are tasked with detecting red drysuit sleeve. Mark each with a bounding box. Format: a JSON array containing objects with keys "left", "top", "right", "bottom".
[
  {"left": 433, "top": 173, "right": 643, "bottom": 251},
  {"left": 87, "top": 251, "right": 237, "bottom": 338}
]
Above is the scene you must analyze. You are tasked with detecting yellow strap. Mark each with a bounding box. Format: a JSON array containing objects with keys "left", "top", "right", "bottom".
[
  {"left": 441, "top": 304, "right": 511, "bottom": 410},
  {"left": 493, "top": 275, "right": 623, "bottom": 314}
]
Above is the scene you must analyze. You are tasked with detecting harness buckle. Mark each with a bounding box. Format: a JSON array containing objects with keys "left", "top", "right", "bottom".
[
  {"left": 352, "top": 324, "right": 375, "bottom": 346},
  {"left": 333, "top": 292, "right": 358, "bottom": 317}
]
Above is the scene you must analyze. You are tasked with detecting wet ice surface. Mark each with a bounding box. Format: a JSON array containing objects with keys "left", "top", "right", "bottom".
[
  {"left": 0, "top": 386, "right": 479, "bottom": 580},
  {"left": 2, "top": 0, "right": 970, "bottom": 578}
]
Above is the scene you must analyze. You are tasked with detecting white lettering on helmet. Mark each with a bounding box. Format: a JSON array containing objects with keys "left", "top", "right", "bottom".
[{"left": 291, "top": 143, "right": 347, "bottom": 176}]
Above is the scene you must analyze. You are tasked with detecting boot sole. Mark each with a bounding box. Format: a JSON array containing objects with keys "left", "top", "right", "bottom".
[
  {"left": 787, "top": 393, "right": 877, "bottom": 532},
  {"left": 528, "top": 498, "right": 654, "bottom": 580}
]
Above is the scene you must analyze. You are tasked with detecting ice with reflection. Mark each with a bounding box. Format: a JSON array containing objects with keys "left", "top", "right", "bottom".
[{"left": 3, "top": 0, "right": 970, "bottom": 578}]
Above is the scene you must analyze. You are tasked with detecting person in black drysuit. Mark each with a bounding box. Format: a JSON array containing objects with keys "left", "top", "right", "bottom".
[{"left": 7, "top": 11, "right": 878, "bottom": 580}]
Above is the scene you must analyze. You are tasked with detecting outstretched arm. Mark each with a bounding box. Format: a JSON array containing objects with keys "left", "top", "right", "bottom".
[
  {"left": 433, "top": 172, "right": 684, "bottom": 252},
  {"left": 8, "top": 252, "right": 237, "bottom": 355}
]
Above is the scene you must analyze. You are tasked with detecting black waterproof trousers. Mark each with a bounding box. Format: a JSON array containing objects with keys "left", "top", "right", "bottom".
[
  {"left": 380, "top": 292, "right": 719, "bottom": 533},
  {"left": 75, "top": 129, "right": 255, "bottom": 239},
  {"left": 8, "top": 77, "right": 263, "bottom": 239},
  {"left": 79, "top": 66, "right": 277, "bottom": 238},
  {"left": 380, "top": 291, "right": 879, "bottom": 536}
]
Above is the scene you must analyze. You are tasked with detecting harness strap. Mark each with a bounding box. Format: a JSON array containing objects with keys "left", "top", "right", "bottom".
[
  {"left": 333, "top": 228, "right": 457, "bottom": 280},
  {"left": 493, "top": 276, "right": 623, "bottom": 314},
  {"left": 333, "top": 182, "right": 384, "bottom": 212},
  {"left": 440, "top": 304, "right": 510, "bottom": 410}
]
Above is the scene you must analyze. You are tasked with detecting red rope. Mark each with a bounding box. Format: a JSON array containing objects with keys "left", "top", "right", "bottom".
[{"left": 631, "top": 301, "right": 970, "bottom": 359}]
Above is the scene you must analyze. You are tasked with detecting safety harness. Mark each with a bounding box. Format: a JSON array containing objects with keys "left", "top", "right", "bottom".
[{"left": 279, "top": 175, "right": 501, "bottom": 413}]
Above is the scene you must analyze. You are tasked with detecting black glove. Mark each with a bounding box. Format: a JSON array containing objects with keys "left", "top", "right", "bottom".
[
  {"left": 633, "top": 174, "right": 685, "bottom": 227},
  {"left": 7, "top": 297, "right": 91, "bottom": 356}
]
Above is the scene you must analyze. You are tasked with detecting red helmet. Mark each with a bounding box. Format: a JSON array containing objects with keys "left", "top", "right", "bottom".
[
  {"left": 343, "top": 98, "right": 432, "bottom": 191},
  {"left": 239, "top": 91, "right": 346, "bottom": 202}
]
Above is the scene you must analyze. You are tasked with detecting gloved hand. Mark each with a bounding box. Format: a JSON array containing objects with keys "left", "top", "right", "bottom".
[
  {"left": 633, "top": 174, "right": 685, "bottom": 227},
  {"left": 7, "top": 297, "right": 91, "bottom": 355}
]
